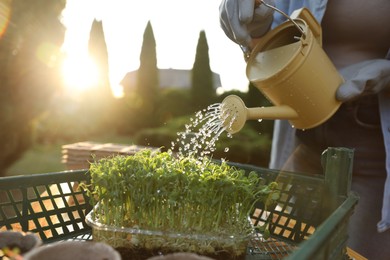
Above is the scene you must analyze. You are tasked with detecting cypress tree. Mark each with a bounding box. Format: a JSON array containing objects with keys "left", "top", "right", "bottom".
[
  {"left": 135, "top": 20, "right": 159, "bottom": 128},
  {"left": 88, "top": 19, "right": 111, "bottom": 96},
  {"left": 86, "top": 19, "right": 118, "bottom": 128},
  {"left": 191, "top": 30, "right": 215, "bottom": 112},
  {"left": 137, "top": 21, "right": 158, "bottom": 103},
  {"left": 119, "top": 20, "right": 159, "bottom": 134}
]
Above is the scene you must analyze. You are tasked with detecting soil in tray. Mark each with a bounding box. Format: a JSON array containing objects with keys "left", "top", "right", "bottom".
[{"left": 115, "top": 247, "right": 246, "bottom": 260}]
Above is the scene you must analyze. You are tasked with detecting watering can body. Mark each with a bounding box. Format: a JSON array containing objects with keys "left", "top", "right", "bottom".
[{"left": 222, "top": 8, "right": 343, "bottom": 134}]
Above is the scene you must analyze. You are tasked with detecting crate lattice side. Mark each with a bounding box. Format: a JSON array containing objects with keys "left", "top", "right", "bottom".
[{"left": 0, "top": 170, "right": 92, "bottom": 242}]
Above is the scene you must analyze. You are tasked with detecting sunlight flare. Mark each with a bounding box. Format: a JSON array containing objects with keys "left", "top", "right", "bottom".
[
  {"left": 0, "top": 0, "right": 11, "bottom": 38},
  {"left": 62, "top": 55, "right": 99, "bottom": 92}
]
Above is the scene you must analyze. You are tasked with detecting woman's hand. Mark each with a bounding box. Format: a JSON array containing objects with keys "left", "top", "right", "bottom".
[
  {"left": 336, "top": 59, "right": 390, "bottom": 101},
  {"left": 219, "top": 0, "right": 275, "bottom": 47}
]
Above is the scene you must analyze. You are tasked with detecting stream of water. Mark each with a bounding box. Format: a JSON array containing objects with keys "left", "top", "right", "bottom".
[{"left": 171, "top": 102, "right": 237, "bottom": 159}]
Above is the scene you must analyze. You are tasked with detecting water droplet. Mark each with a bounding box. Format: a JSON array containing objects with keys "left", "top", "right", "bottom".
[{"left": 224, "top": 147, "right": 229, "bottom": 152}]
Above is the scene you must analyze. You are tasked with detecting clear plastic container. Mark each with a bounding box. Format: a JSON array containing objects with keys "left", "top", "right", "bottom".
[{"left": 85, "top": 207, "right": 251, "bottom": 260}]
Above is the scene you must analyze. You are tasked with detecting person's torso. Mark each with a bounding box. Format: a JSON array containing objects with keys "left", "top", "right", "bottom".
[
  {"left": 297, "top": 0, "right": 389, "bottom": 176},
  {"left": 321, "top": 0, "right": 390, "bottom": 69}
]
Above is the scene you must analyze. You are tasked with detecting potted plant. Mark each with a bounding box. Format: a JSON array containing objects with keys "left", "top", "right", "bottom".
[{"left": 84, "top": 149, "right": 278, "bottom": 260}]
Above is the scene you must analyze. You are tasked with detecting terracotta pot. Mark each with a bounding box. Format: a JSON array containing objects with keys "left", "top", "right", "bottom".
[{"left": 23, "top": 241, "right": 121, "bottom": 260}]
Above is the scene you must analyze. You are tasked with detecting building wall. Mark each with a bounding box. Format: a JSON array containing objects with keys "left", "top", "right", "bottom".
[{"left": 121, "top": 68, "right": 222, "bottom": 92}]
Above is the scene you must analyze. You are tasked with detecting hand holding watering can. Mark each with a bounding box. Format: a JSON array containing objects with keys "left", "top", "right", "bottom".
[
  {"left": 219, "top": 0, "right": 390, "bottom": 134},
  {"left": 219, "top": 0, "right": 275, "bottom": 50}
]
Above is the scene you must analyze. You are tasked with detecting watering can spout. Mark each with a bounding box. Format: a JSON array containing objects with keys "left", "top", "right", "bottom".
[{"left": 221, "top": 95, "right": 298, "bottom": 134}]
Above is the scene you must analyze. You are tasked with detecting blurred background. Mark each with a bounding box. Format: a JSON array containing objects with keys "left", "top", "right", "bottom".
[{"left": 1, "top": 0, "right": 274, "bottom": 177}]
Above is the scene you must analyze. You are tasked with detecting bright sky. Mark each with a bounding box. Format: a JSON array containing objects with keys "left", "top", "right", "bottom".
[{"left": 61, "top": 0, "right": 249, "bottom": 96}]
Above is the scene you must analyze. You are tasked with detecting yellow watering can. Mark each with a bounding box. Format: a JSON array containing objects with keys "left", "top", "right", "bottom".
[{"left": 221, "top": 5, "right": 343, "bottom": 134}]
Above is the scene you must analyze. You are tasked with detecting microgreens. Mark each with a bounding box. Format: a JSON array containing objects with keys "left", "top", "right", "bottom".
[
  {"left": 85, "top": 150, "right": 277, "bottom": 237},
  {"left": 83, "top": 150, "right": 278, "bottom": 257}
]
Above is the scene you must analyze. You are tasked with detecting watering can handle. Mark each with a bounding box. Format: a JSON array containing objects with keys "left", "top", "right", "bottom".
[
  {"left": 290, "top": 8, "right": 322, "bottom": 46},
  {"left": 257, "top": 1, "right": 305, "bottom": 36},
  {"left": 241, "top": 1, "right": 307, "bottom": 60}
]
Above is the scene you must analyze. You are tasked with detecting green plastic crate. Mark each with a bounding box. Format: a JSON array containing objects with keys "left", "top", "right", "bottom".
[
  {"left": 0, "top": 147, "right": 358, "bottom": 259},
  {"left": 0, "top": 170, "right": 92, "bottom": 242}
]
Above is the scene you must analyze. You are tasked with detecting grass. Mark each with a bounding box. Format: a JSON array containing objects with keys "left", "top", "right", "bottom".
[
  {"left": 6, "top": 142, "right": 66, "bottom": 176},
  {"left": 5, "top": 133, "right": 135, "bottom": 177}
]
